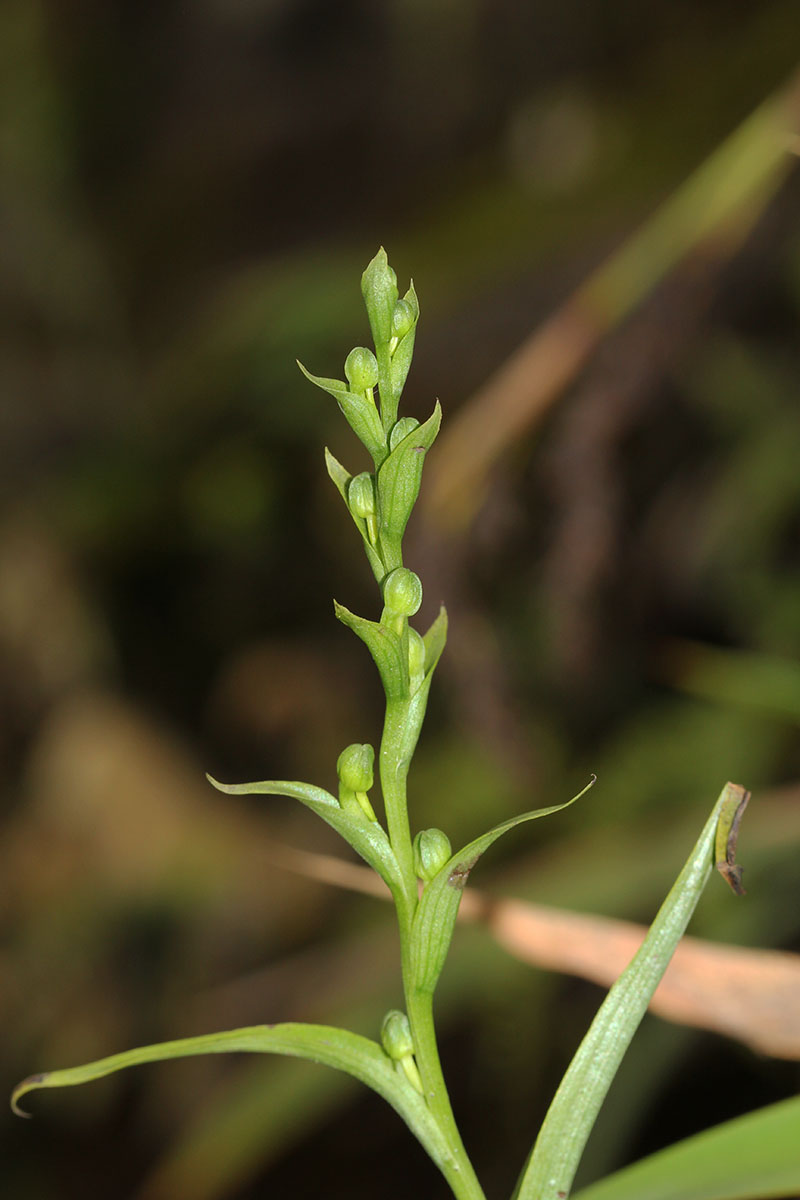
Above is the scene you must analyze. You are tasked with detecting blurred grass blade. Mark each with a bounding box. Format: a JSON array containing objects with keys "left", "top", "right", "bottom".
[
  {"left": 252, "top": 838, "right": 800, "bottom": 1059},
  {"left": 11, "top": 1022, "right": 454, "bottom": 1175},
  {"left": 426, "top": 70, "right": 800, "bottom": 530},
  {"left": 572, "top": 1095, "right": 800, "bottom": 1200},
  {"left": 513, "top": 784, "right": 746, "bottom": 1200}
]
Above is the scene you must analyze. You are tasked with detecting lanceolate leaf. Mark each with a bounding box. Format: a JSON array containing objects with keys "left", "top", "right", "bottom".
[
  {"left": 334, "top": 600, "right": 409, "bottom": 698},
  {"left": 298, "top": 362, "right": 387, "bottom": 464},
  {"left": 361, "top": 247, "right": 398, "bottom": 348},
  {"left": 513, "top": 784, "right": 749, "bottom": 1200},
  {"left": 422, "top": 605, "right": 448, "bottom": 676},
  {"left": 377, "top": 402, "right": 442, "bottom": 568},
  {"left": 410, "top": 778, "right": 596, "bottom": 996},
  {"left": 323, "top": 445, "right": 352, "bottom": 506},
  {"left": 572, "top": 1094, "right": 800, "bottom": 1200},
  {"left": 207, "top": 776, "right": 404, "bottom": 898},
  {"left": 389, "top": 607, "right": 449, "bottom": 775},
  {"left": 11, "top": 1024, "right": 454, "bottom": 1181}
]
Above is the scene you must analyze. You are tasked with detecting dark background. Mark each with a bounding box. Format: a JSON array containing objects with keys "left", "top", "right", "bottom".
[{"left": 2, "top": 2, "right": 800, "bottom": 1197}]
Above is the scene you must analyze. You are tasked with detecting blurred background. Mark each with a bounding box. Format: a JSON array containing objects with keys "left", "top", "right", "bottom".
[{"left": 2, "top": 1, "right": 800, "bottom": 1197}]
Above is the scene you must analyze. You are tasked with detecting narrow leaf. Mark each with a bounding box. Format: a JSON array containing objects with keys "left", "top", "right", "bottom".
[
  {"left": 377, "top": 402, "right": 442, "bottom": 565},
  {"left": 390, "top": 607, "right": 449, "bottom": 775},
  {"left": 410, "top": 777, "right": 596, "bottom": 995},
  {"left": 207, "top": 776, "right": 404, "bottom": 898},
  {"left": 334, "top": 600, "right": 409, "bottom": 699},
  {"left": 361, "top": 247, "right": 398, "bottom": 347},
  {"left": 572, "top": 1094, "right": 800, "bottom": 1200},
  {"left": 513, "top": 783, "right": 750, "bottom": 1200},
  {"left": 422, "top": 605, "right": 448, "bottom": 676},
  {"left": 323, "top": 446, "right": 352, "bottom": 502},
  {"left": 298, "top": 362, "right": 386, "bottom": 463},
  {"left": 11, "top": 1023, "right": 454, "bottom": 1179}
]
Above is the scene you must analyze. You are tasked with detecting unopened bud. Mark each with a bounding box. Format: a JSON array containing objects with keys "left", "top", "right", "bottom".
[
  {"left": 413, "top": 828, "right": 452, "bottom": 881},
  {"left": 391, "top": 298, "right": 415, "bottom": 340},
  {"left": 381, "top": 1010, "right": 414, "bottom": 1060},
  {"left": 382, "top": 567, "right": 423, "bottom": 617},
  {"left": 337, "top": 743, "right": 374, "bottom": 792},
  {"left": 348, "top": 473, "right": 375, "bottom": 518},
  {"left": 344, "top": 347, "right": 379, "bottom": 394},
  {"left": 389, "top": 416, "right": 420, "bottom": 451},
  {"left": 380, "top": 1010, "right": 423, "bottom": 1093},
  {"left": 408, "top": 626, "right": 426, "bottom": 683}
]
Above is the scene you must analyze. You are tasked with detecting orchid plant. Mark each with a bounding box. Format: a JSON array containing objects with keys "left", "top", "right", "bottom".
[{"left": 14, "top": 250, "right": 771, "bottom": 1200}]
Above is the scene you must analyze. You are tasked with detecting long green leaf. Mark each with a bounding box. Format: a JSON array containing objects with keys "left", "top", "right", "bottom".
[
  {"left": 11, "top": 1023, "right": 453, "bottom": 1177},
  {"left": 206, "top": 775, "right": 404, "bottom": 898},
  {"left": 572, "top": 1095, "right": 800, "bottom": 1200},
  {"left": 513, "top": 783, "right": 747, "bottom": 1200},
  {"left": 410, "top": 777, "right": 596, "bottom": 995}
]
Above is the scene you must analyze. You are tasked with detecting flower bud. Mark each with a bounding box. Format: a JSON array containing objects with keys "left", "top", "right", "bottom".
[
  {"left": 382, "top": 567, "right": 422, "bottom": 617},
  {"left": 407, "top": 626, "right": 426, "bottom": 682},
  {"left": 337, "top": 743, "right": 374, "bottom": 792},
  {"left": 381, "top": 1010, "right": 414, "bottom": 1060},
  {"left": 344, "top": 346, "right": 379, "bottom": 394},
  {"left": 381, "top": 1010, "right": 423, "bottom": 1094},
  {"left": 413, "top": 828, "right": 452, "bottom": 881},
  {"left": 389, "top": 416, "right": 420, "bottom": 451},
  {"left": 391, "top": 298, "right": 415, "bottom": 340},
  {"left": 348, "top": 473, "right": 375, "bottom": 519}
]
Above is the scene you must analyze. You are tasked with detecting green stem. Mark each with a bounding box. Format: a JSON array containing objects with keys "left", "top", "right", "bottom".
[
  {"left": 405, "top": 981, "right": 487, "bottom": 1200},
  {"left": 379, "top": 699, "right": 417, "bottom": 918},
  {"left": 379, "top": 695, "right": 486, "bottom": 1200}
]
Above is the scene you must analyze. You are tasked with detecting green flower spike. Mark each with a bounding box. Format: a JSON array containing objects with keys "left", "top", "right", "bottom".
[
  {"left": 361, "top": 249, "right": 419, "bottom": 432},
  {"left": 11, "top": 250, "right": 756, "bottom": 1200},
  {"left": 337, "top": 742, "right": 377, "bottom": 821},
  {"left": 381, "top": 1010, "right": 424, "bottom": 1095}
]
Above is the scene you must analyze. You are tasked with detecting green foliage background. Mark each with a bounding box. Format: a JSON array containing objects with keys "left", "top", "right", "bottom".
[{"left": 1, "top": 2, "right": 799, "bottom": 1197}]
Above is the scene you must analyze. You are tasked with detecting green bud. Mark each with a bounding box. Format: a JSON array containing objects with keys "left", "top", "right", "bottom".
[
  {"left": 391, "top": 298, "right": 415, "bottom": 340},
  {"left": 413, "top": 828, "right": 452, "bottom": 881},
  {"left": 381, "top": 1010, "right": 414, "bottom": 1060},
  {"left": 381, "top": 1010, "right": 424, "bottom": 1094},
  {"left": 337, "top": 743, "right": 374, "bottom": 792},
  {"left": 407, "top": 626, "right": 426, "bottom": 681},
  {"left": 344, "top": 346, "right": 379, "bottom": 394},
  {"left": 382, "top": 567, "right": 423, "bottom": 617},
  {"left": 389, "top": 416, "right": 420, "bottom": 451},
  {"left": 348, "top": 473, "right": 375, "bottom": 519}
]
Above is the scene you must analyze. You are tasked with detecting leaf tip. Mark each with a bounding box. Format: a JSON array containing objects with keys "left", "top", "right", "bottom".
[
  {"left": 206, "top": 773, "right": 235, "bottom": 795},
  {"left": 11, "top": 1074, "right": 46, "bottom": 1118}
]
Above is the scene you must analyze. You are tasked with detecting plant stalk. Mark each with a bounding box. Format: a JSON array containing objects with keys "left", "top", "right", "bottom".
[{"left": 380, "top": 694, "right": 486, "bottom": 1200}]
